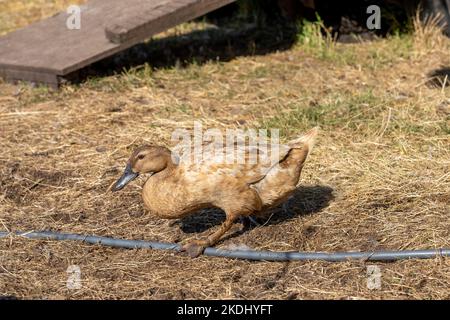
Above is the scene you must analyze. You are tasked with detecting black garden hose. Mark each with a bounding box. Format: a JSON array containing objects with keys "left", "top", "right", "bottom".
[{"left": 1, "top": 230, "right": 450, "bottom": 262}]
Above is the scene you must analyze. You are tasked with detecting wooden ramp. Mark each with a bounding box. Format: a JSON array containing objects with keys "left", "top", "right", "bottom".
[{"left": 0, "top": 0, "right": 235, "bottom": 87}]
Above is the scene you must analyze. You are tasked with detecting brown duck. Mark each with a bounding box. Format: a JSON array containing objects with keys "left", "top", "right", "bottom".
[{"left": 112, "top": 127, "right": 318, "bottom": 257}]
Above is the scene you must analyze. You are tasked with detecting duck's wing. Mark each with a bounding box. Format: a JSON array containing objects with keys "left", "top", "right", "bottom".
[
  {"left": 238, "top": 142, "right": 292, "bottom": 185},
  {"left": 174, "top": 139, "right": 292, "bottom": 184}
]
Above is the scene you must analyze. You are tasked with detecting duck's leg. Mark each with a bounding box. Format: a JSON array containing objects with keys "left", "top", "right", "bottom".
[
  {"left": 182, "top": 187, "right": 262, "bottom": 258},
  {"left": 182, "top": 214, "right": 239, "bottom": 258}
]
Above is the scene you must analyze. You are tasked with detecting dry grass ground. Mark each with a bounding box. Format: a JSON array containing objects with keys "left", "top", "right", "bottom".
[{"left": 0, "top": 1, "right": 449, "bottom": 299}]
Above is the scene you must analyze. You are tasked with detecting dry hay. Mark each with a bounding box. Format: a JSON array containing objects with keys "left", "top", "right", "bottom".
[{"left": 0, "top": 1, "right": 449, "bottom": 299}]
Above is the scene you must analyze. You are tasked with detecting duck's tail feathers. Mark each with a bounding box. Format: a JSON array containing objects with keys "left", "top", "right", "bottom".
[{"left": 288, "top": 126, "right": 319, "bottom": 152}]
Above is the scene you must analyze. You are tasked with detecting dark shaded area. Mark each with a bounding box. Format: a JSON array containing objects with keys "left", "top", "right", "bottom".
[
  {"left": 314, "top": 0, "right": 419, "bottom": 35},
  {"left": 275, "top": 0, "right": 448, "bottom": 37},
  {"left": 178, "top": 208, "right": 226, "bottom": 234},
  {"left": 422, "top": 0, "right": 450, "bottom": 36},
  {"left": 214, "top": 0, "right": 422, "bottom": 37},
  {"left": 263, "top": 184, "right": 334, "bottom": 225},
  {"left": 177, "top": 185, "right": 334, "bottom": 234},
  {"left": 428, "top": 67, "right": 450, "bottom": 87}
]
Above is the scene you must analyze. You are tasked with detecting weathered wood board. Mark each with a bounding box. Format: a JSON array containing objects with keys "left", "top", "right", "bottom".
[
  {"left": 105, "top": 0, "right": 236, "bottom": 44},
  {"left": 0, "top": 0, "right": 236, "bottom": 87}
]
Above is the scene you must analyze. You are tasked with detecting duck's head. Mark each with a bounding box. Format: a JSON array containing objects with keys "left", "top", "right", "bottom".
[{"left": 111, "top": 145, "right": 171, "bottom": 192}]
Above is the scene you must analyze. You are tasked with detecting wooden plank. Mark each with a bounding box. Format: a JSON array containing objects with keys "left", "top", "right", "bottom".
[
  {"left": 105, "top": 0, "right": 236, "bottom": 44},
  {"left": 0, "top": 67, "right": 59, "bottom": 89},
  {"left": 0, "top": 0, "right": 123, "bottom": 75},
  {"left": 0, "top": 0, "right": 236, "bottom": 86}
]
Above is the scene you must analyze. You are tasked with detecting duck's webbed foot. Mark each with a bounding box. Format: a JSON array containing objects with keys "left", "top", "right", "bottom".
[{"left": 181, "top": 240, "right": 208, "bottom": 258}]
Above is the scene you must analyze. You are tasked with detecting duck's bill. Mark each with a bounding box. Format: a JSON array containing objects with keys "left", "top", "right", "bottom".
[{"left": 111, "top": 163, "right": 139, "bottom": 192}]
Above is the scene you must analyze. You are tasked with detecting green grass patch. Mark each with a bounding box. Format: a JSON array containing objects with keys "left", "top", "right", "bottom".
[{"left": 260, "top": 90, "right": 383, "bottom": 138}]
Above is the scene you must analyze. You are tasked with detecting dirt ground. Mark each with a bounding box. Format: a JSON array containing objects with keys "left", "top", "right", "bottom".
[{"left": 0, "top": 1, "right": 449, "bottom": 299}]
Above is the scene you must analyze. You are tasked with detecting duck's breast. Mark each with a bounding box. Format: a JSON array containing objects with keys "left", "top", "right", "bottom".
[{"left": 142, "top": 171, "right": 214, "bottom": 218}]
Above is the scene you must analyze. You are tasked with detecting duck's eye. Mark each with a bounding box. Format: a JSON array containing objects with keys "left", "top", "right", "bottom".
[{"left": 137, "top": 154, "right": 145, "bottom": 160}]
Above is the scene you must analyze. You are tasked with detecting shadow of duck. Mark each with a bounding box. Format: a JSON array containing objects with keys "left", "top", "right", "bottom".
[{"left": 177, "top": 184, "right": 334, "bottom": 234}]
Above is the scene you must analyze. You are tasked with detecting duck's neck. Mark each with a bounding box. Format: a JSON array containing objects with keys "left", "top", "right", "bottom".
[{"left": 155, "top": 149, "right": 178, "bottom": 179}]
